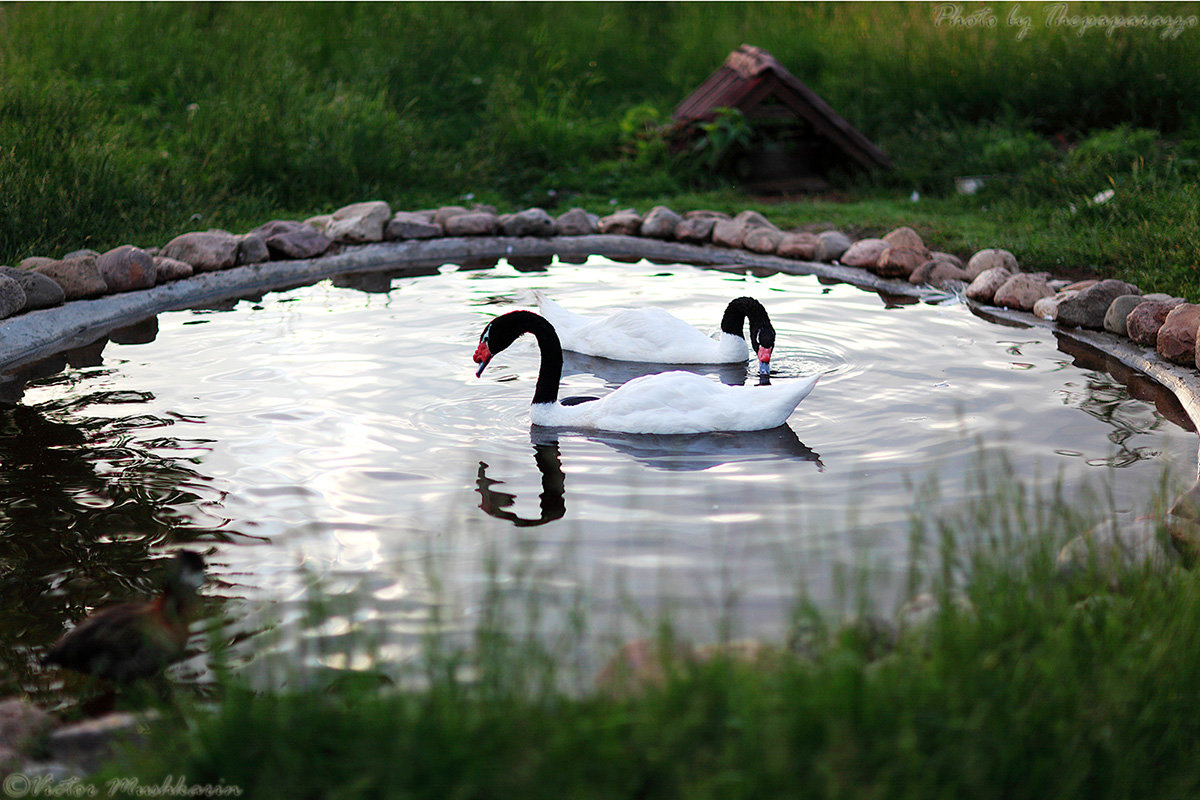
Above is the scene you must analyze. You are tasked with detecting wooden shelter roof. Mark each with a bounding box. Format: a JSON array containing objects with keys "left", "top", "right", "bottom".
[{"left": 673, "top": 45, "right": 892, "bottom": 171}]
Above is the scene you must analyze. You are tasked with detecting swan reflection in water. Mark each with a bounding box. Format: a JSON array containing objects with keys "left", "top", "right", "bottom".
[{"left": 476, "top": 425, "right": 823, "bottom": 527}]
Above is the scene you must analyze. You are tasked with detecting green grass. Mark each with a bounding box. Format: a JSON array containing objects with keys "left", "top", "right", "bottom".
[
  {"left": 84, "top": 461, "right": 1200, "bottom": 800},
  {"left": 1, "top": 2, "right": 1198, "bottom": 297}
]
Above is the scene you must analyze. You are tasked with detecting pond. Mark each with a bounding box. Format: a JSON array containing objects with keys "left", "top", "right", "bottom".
[{"left": 3, "top": 255, "right": 1195, "bottom": 700}]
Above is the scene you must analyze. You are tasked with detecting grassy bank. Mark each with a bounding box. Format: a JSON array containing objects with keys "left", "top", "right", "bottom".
[
  {"left": 1, "top": 3, "right": 1198, "bottom": 294},
  {"left": 90, "top": 467, "right": 1200, "bottom": 800}
]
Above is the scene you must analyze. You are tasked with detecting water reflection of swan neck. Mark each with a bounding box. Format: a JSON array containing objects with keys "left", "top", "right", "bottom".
[{"left": 475, "top": 443, "right": 566, "bottom": 528}]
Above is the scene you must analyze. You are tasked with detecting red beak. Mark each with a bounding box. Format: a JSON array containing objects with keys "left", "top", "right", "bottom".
[{"left": 474, "top": 341, "right": 492, "bottom": 377}]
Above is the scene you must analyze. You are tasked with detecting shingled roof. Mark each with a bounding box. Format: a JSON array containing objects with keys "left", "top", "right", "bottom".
[{"left": 673, "top": 44, "right": 892, "bottom": 173}]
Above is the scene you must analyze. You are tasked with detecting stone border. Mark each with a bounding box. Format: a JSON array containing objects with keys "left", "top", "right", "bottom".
[{"left": 4, "top": 205, "right": 1200, "bottom": 562}]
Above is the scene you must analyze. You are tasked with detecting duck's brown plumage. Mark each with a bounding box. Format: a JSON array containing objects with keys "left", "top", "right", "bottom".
[{"left": 44, "top": 551, "right": 206, "bottom": 683}]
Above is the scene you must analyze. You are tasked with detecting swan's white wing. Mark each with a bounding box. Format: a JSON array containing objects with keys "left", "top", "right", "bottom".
[
  {"left": 536, "top": 372, "right": 820, "bottom": 433},
  {"left": 536, "top": 293, "right": 744, "bottom": 364}
]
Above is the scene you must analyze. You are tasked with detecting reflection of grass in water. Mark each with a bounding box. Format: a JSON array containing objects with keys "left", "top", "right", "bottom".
[{"left": 94, "top": 454, "right": 1200, "bottom": 799}]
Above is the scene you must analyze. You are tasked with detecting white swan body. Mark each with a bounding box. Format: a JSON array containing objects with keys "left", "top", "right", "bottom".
[
  {"left": 474, "top": 310, "right": 818, "bottom": 434},
  {"left": 530, "top": 371, "right": 820, "bottom": 433},
  {"left": 535, "top": 291, "right": 748, "bottom": 364}
]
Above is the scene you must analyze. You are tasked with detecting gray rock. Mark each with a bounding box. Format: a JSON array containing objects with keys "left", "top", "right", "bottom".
[
  {"left": 711, "top": 218, "right": 753, "bottom": 248},
  {"left": 250, "top": 220, "right": 332, "bottom": 260},
  {"left": 1156, "top": 303, "right": 1200, "bottom": 365},
  {"left": 444, "top": 212, "right": 499, "bottom": 236},
  {"left": 61, "top": 249, "right": 100, "bottom": 261},
  {"left": 909, "top": 259, "right": 970, "bottom": 288},
  {"left": 874, "top": 246, "right": 927, "bottom": 278},
  {"left": 965, "top": 267, "right": 1013, "bottom": 303},
  {"left": 1056, "top": 279, "right": 1141, "bottom": 329},
  {"left": 674, "top": 216, "right": 717, "bottom": 243},
  {"left": 555, "top": 208, "right": 599, "bottom": 236},
  {"left": 1127, "top": 298, "right": 1185, "bottom": 346},
  {"left": 776, "top": 232, "right": 820, "bottom": 260},
  {"left": 34, "top": 256, "right": 108, "bottom": 299},
  {"left": 160, "top": 230, "right": 239, "bottom": 272},
  {"left": 993, "top": 273, "right": 1054, "bottom": 311},
  {"left": 152, "top": 256, "right": 194, "bottom": 282},
  {"left": 1103, "top": 294, "right": 1148, "bottom": 336},
  {"left": 639, "top": 206, "right": 683, "bottom": 239},
  {"left": 815, "top": 230, "right": 852, "bottom": 262},
  {"left": 839, "top": 239, "right": 887, "bottom": 269},
  {"left": 0, "top": 266, "right": 64, "bottom": 309},
  {"left": 236, "top": 233, "right": 270, "bottom": 266},
  {"left": 966, "top": 248, "right": 1019, "bottom": 278},
  {"left": 95, "top": 245, "right": 156, "bottom": 292},
  {"left": 597, "top": 209, "right": 642, "bottom": 236},
  {"left": 433, "top": 205, "right": 471, "bottom": 227},
  {"left": 742, "top": 227, "right": 783, "bottom": 254},
  {"left": 18, "top": 256, "right": 58, "bottom": 271},
  {"left": 0, "top": 275, "right": 26, "bottom": 318},
  {"left": 733, "top": 209, "right": 778, "bottom": 230},
  {"left": 1033, "top": 290, "right": 1079, "bottom": 321},
  {"left": 326, "top": 200, "right": 392, "bottom": 243},
  {"left": 882, "top": 226, "right": 929, "bottom": 254},
  {"left": 46, "top": 712, "right": 152, "bottom": 776},
  {"left": 0, "top": 697, "right": 54, "bottom": 754},
  {"left": 386, "top": 212, "right": 443, "bottom": 240},
  {"left": 501, "top": 207, "right": 556, "bottom": 237},
  {"left": 684, "top": 209, "right": 730, "bottom": 221}
]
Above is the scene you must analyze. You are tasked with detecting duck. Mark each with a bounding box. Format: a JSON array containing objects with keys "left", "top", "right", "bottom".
[
  {"left": 473, "top": 310, "right": 818, "bottom": 434},
  {"left": 533, "top": 291, "right": 777, "bottom": 376},
  {"left": 43, "top": 551, "right": 207, "bottom": 683}
]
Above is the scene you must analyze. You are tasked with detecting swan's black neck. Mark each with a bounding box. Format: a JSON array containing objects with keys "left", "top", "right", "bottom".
[
  {"left": 488, "top": 311, "right": 563, "bottom": 404},
  {"left": 720, "top": 297, "right": 774, "bottom": 349}
]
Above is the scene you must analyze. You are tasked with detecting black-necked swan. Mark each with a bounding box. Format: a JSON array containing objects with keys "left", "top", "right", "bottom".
[
  {"left": 473, "top": 310, "right": 819, "bottom": 434},
  {"left": 534, "top": 291, "right": 777, "bottom": 376}
]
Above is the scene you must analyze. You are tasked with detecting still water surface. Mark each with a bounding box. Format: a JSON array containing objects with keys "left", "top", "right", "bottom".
[{"left": 3, "top": 256, "right": 1194, "bottom": 696}]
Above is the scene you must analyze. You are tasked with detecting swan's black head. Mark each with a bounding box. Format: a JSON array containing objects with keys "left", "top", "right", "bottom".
[
  {"left": 724, "top": 297, "right": 775, "bottom": 376},
  {"left": 474, "top": 310, "right": 542, "bottom": 377}
]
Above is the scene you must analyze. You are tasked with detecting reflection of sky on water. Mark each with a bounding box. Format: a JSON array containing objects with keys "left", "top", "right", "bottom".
[{"left": 2, "top": 256, "right": 1196, "bottom": 696}]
